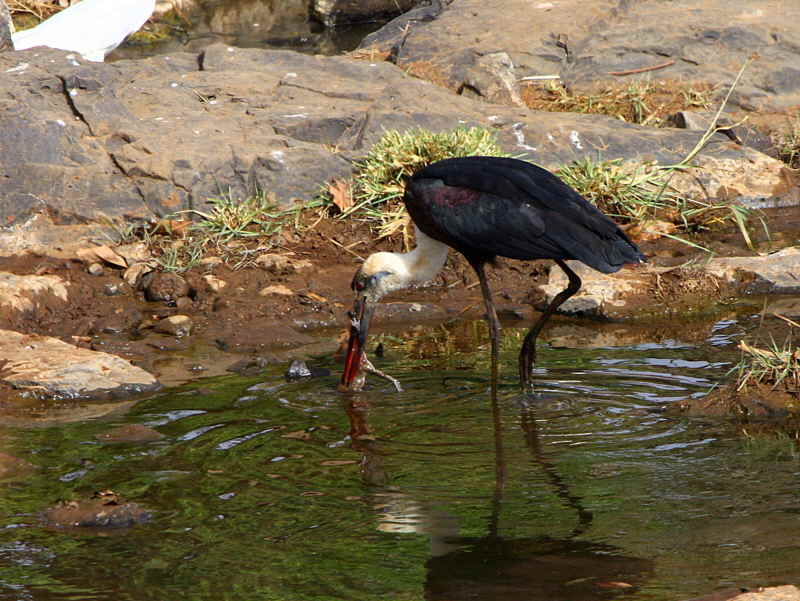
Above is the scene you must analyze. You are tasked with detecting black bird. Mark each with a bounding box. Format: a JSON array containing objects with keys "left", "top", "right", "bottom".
[{"left": 341, "top": 156, "right": 646, "bottom": 389}]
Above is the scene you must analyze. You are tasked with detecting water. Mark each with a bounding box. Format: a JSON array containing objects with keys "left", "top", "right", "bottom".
[
  {"left": 111, "top": 0, "right": 386, "bottom": 61},
  {"left": 1, "top": 313, "right": 799, "bottom": 600}
]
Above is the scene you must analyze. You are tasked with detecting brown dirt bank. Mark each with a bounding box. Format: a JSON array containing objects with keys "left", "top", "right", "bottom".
[{"left": 0, "top": 204, "right": 797, "bottom": 398}]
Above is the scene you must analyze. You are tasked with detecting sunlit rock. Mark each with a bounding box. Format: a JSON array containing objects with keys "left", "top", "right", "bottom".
[{"left": 0, "top": 330, "right": 160, "bottom": 399}]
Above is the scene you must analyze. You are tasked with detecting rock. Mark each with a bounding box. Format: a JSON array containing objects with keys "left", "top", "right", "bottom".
[
  {"left": 199, "top": 256, "right": 224, "bottom": 267},
  {"left": 563, "top": 2, "right": 800, "bottom": 111},
  {"left": 90, "top": 309, "right": 142, "bottom": 335},
  {"left": 0, "top": 215, "right": 115, "bottom": 258},
  {"left": 104, "top": 283, "right": 123, "bottom": 296},
  {"left": 95, "top": 424, "right": 164, "bottom": 443},
  {"left": 285, "top": 358, "right": 330, "bottom": 379},
  {"left": 705, "top": 247, "right": 800, "bottom": 294},
  {"left": 175, "top": 296, "right": 194, "bottom": 312},
  {"left": 684, "top": 586, "right": 800, "bottom": 601},
  {"left": 0, "top": 34, "right": 791, "bottom": 252},
  {"left": 313, "top": 0, "right": 416, "bottom": 26},
  {"left": 142, "top": 271, "right": 191, "bottom": 303},
  {"left": 255, "top": 253, "right": 298, "bottom": 274},
  {"left": 77, "top": 244, "right": 128, "bottom": 268},
  {"left": 0, "top": 272, "right": 69, "bottom": 317},
  {"left": 259, "top": 284, "right": 294, "bottom": 296},
  {"left": 123, "top": 262, "right": 154, "bottom": 289},
  {"left": 154, "top": 315, "right": 193, "bottom": 337},
  {"left": 114, "top": 242, "right": 152, "bottom": 265},
  {"left": 226, "top": 356, "right": 274, "bottom": 376},
  {"left": 0, "top": 0, "right": 13, "bottom": 52},
  {"left": 458, "top": 50, "right": 524, "bottom": 106},
  {"left": 539, "top": 261, "right": 648, "bottom": 318},
  {"left": 285, "top": 359, "right": 312, "bottom": 378},
  {"left": 43, "top": 491, "right": 151, "bottom": 528},
  {"left": 729, "top": 586, "right": 800, "bottom": 601},
  {"left": 541, "top": 260, "right": 739, "bottom": 318},
  {"left": 668, "top": 111, "right": 776, "bottom": 157},
  {"left": 667, "top": 148, "right": 795, "bottom": 203},
  {"left": 367, "top": 0, "right": 800, "bottom": 111},
  {"left": 87, "top": 262, "right": 104, "bottom": 276},
  {"left": 203, "top": 274, "right": 227, "bottom": 292},
  {"left": 0, "top": 330, "right": 160, "bottom": 399},
  {"left": 624, "top": 219, "right": 676, "bottom": 243}
]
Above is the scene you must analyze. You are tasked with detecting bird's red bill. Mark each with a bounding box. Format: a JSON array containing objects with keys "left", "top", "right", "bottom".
[{"left": 340, "top": 321, "right": 364, "bottom": 390}]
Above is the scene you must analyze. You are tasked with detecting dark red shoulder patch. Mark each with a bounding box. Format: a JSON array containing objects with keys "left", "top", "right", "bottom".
[{"left": 431, "top": 186, "right": 481, "bottom": 207}]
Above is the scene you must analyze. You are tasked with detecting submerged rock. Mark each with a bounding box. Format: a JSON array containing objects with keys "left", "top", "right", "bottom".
[
  {"left": 0, "top": 330, "right": 160, "bottom": 399},
  {"left": 285, "top": 359, "right": 312, "bottom": 379},
  {"left": 285, "top": 359, "right": 330, "bottom": 380},
  {"left": 95, "top": 424, "right": 165, "bottom": 443},
  {"left": 43, "top": 490, "right": 151, "bottom": 528},
  {"left": 227, "top": 356, "right": 275, "bottom": 376}
]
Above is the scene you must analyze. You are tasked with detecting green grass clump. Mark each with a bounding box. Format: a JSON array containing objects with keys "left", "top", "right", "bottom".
[
  {"left": 107, "top": 188, "right": 316, "bottom": 272},
  {"left": 776, "top": 113, "right": 800, "bottom": 169},
  {"left": 558, "top": 156, "right": 759, "bottom": 250},
  {"left": 187, "top": 190, "right": 290, "bottom": 242},
  {"left": 340, "top": 127, "right": 508, "bottom": 237},
  {"left": 558, "top": 158, "right": 676, "bottom": 223},
  {"left": 735, "top": 339, "right": 800, "bottom": 394}
]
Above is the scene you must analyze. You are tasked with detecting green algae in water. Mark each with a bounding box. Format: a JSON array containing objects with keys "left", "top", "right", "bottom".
[{"left": 1, "top": 317, "right": 799, "bottom": 600}]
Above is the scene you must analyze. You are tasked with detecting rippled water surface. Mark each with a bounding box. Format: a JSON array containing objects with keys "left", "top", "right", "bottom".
[{"left": 2, "top": 313, "right": 799, "bottom": 600}]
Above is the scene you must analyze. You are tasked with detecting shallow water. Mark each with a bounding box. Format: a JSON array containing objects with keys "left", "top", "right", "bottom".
[
  {"left": 1, "top": 311, "right": 799, "bottom": 601},
  {"left": 112, "top": 0, "right": 385, "bottom": 61}
]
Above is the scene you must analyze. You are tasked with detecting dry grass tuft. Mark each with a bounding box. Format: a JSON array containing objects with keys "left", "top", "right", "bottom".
[{"left": 521, "top": 80, "right": 715, "bottom": 127}]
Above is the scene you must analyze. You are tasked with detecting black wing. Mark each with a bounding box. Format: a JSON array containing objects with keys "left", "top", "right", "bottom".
[{"left": 404, "top": 156, "right": 645, "bottom": 273}]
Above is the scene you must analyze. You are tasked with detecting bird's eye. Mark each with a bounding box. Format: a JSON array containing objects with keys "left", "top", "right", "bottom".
[{"left": 354, "top": 280, "right": 366, "bottom": 292}]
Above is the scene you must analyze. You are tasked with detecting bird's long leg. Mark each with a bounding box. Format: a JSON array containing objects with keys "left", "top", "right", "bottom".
[
  {"left": 519, "top": 259, "right": 582, "bottom": 387},
  {"left": 470, "top": 260, "right": 502, "bottom": 373}
]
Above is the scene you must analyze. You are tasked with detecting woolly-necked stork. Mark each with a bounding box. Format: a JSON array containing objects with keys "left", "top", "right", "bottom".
[{"left": 341, "top": 155, "right": 646, "bottom": 390}]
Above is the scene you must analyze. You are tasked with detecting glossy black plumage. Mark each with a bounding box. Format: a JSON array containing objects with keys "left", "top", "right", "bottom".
[
  {"left": 405, "top": 156, "right": 645, "bottom": 273},
  {"left": 403, "top": 155, "right": 646, "bottom": 388}
]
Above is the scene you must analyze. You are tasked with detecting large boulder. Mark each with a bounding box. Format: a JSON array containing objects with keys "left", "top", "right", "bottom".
[
  {"left": 0, "top": 38, "right": 791, "bottom": 251},
  {"left": 362, "top": 0, "right": 800, "bottom": 111}
]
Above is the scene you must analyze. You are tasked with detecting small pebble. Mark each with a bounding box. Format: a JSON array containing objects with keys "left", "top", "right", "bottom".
[
  {"left": 87, "top": 263, "right": 104, "bottom": 276},
  {"left": 154, "top": 315, "right": 193, "bottom": 337},
  {"left": 259, "top": 284, "right": 293, "bottom": 297}
]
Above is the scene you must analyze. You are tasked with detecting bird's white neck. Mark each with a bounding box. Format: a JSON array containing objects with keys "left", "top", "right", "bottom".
[
  {"left": 362, "top": 226, "right": 449, "bottom": 296},
  {"left": 402, "top": 227, "right": 450, "bottom": 285}
]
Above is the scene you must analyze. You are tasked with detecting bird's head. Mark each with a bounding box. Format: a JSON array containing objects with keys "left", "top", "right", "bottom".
[{"left": 340, "top": 252, "right": 408, "bottom": 389}]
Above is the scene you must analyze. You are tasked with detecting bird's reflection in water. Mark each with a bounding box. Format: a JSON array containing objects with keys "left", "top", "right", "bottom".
[{"left": 342, "top": 364, "right": 652, "bottom": 600}]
